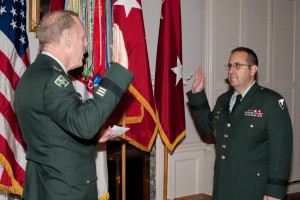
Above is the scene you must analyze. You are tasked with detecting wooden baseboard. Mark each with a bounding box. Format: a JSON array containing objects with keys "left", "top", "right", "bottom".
[{"left": 173, "top": 193, "right": 212, "bottom": 200}]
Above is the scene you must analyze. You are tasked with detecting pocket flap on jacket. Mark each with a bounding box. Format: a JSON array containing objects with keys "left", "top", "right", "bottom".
[
  {"left": 66, "top": 162, "right": 97, "bottom": 186},
  {"left": 240, "top": 161, "right": 268, "bottom": 177}
]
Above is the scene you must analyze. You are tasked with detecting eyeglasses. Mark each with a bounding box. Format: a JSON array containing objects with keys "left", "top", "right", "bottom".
[{"left": 224, "top": 63, "right": 253, "bottom": 70}]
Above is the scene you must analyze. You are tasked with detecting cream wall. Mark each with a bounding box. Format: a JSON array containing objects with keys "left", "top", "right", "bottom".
[{"left": 1, "top": 0, "right": 298, "bottom": 200}]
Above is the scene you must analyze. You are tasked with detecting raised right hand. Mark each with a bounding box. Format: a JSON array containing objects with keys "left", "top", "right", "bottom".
[
  {"left": 191, "top": 67, "right": 206, "bottom": 93},
  {"left": 112, "top": 24, "right": 128, "bottom": 69}
]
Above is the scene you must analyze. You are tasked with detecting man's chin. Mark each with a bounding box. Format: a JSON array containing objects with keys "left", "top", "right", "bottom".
[{"left": 229, "top": 80, "right": 238, "bottom": 86}]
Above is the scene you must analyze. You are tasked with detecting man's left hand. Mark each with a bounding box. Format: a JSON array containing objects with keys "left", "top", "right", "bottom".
[
  {"left": 263, "top": 195, "right": 280, "bottom": 200},
  {"left": 98, "top": 126, "right": 118, "bottom": 143}
]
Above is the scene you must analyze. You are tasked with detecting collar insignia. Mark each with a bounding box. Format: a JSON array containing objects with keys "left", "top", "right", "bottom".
[{"left": 214, "top": 108, "right": 222, "bottom": 119}]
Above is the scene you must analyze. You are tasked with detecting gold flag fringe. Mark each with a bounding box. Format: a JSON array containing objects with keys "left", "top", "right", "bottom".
[{"left": 0, "top": 154, "right": 23, "bottom": 196}]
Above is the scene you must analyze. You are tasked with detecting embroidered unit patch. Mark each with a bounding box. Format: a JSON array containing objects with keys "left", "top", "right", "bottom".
[
  {"left": 245, "top": 109, "right": 264, "bottom": 117},
  {"left": 54, "top": 75, "right": 69, "bottom": 87},
  {"left": 278, "top": 99, "right": 285, "bottom": 110}
]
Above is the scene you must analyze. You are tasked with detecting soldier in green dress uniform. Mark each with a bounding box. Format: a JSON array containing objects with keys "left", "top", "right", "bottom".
[
  {"left": 14, "top": 10, "right": 134, "bottom": 200},
  {"left": 187, "top": 47, "right": 293, "bottom": 200}
]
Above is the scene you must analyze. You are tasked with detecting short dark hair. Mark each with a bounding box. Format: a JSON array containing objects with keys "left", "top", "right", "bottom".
[{"left": 231, "top": 47, "right": 258, "bottom": 66}]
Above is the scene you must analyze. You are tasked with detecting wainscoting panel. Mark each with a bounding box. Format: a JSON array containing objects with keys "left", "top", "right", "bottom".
[{"left": 168, "top": 142, "right": 215, "bottom": 199}]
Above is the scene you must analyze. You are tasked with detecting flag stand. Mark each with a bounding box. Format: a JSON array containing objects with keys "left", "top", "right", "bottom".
[{"left": 163, "top": 146, "right": 168, "bottom": 200}]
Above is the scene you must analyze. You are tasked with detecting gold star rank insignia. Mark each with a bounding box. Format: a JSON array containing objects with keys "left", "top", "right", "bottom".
[{"left": 54, "top": 75, "right": 69, "bottom": 87}]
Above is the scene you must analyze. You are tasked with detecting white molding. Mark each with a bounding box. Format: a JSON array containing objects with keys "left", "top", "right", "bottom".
[
  {"left": 205, "top": 0, "right": 214, "bottom": 106},
  {"left": 168, "top": 141, "right": 214, "bottom": 199},
  {"left": 155, "top": 138, "right": 215, "bottom": 200}
]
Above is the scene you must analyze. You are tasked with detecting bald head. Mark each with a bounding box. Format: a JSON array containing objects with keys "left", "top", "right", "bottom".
[
  {"left": 39, "top": 10, "right": 79, "bottom": 50},
  {"left": 38, "top": 10, "right": 88, "bottom": 71}
]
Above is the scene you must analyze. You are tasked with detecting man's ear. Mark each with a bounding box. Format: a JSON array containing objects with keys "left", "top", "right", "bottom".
[
  {"left": 251, "top": 65, "right": 258, "bottom": 76},
  {"left": 63, "top": 30, "right": 72, "bottom": 48}
]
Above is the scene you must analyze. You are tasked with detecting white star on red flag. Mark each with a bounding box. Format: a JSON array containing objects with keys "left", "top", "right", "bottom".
[
  {"left": 114, "top": 0, "right": 141, "bottom": 17},
  {"left": 171, "top": 57, "right": 183, "bottom": 86}
]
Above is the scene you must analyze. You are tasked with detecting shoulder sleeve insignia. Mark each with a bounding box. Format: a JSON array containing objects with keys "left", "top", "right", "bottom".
[
  {"left": 278, "top": 99, "right": 285, "bottom": 110},
  {"left": 54, "top": 75, "right": 69, "bottom": 87}
]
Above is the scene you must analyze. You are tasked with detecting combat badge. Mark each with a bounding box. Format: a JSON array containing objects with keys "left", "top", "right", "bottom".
[
  {"left": 54, "top": 75, "right": 69, "bottom": 87},
  {"left": 278, "top": 99, "right": 285, "bottom": 110}
]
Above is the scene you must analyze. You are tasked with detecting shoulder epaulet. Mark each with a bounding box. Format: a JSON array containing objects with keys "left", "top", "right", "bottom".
[
  {"left": 52, "top": 65, "right": 63, "bottom": 72},
  {"left": 259, "top": 86, "right": 283, "bottom": 99}
]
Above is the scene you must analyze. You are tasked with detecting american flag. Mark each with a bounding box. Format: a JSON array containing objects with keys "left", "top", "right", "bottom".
[{"left": 0, "top": 0, "right": 29, "bottom": 195}]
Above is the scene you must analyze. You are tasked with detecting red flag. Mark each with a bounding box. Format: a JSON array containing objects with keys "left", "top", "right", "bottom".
[
  {"left": 112, "top": 0, "right": 158, "bottom": 151},
  {"left": 94, "top": 0, "right": 106, "bottom": 78},
  {"left": 50, "top": 0, "right": 65, "bottom": 12},
  {"left": 154, "top": 0, "right": 186, "bottom": 151},
  {"left": 0, "top": 0, "right": 29, "bottom": 195}
]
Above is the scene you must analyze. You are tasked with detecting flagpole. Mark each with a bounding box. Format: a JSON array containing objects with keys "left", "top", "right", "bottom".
[
  {"left": 122, "top": 140, "right": 126, "bottom": 200},
  {"left": 163, "top": 146, "right": 168, "bottom": 200},
  {"left": 121, "top": 104, "right": 127, "bottom": 200}
]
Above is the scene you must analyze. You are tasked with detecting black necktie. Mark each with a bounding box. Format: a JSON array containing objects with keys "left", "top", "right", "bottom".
[{"left": 231, "top": 94, "right": 242, "bottom": 114}]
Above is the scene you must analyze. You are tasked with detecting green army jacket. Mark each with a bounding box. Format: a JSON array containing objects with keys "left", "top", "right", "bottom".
[
  {"left": 14, "top": 54, "right": 134, "bottom": 200},
  {"left": 187, "top": 82, "right": 293, "bottom": 200}
]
